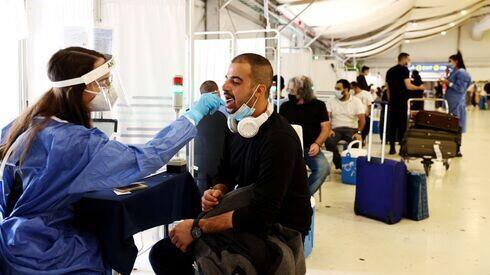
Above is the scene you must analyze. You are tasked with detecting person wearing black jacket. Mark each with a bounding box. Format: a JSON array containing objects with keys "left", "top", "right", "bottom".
[
  {"left": 149, "top": 54, "right": 311, "bottom": 275},
  {"left": 357, "top": 66, "right": 371, "bottom": 92},
  {"left": 409, "top": 70, "right": 424, "bottom": 110}
]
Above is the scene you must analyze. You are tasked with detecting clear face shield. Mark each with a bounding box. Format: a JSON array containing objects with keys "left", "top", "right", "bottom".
[{"left": 50, "top": 54, "right": 130, "bottom": 112}]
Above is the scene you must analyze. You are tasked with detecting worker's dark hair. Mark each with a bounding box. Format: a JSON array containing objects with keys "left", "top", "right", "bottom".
[
  {"left": 351, "top": 81, "right": 359, "bottom": 89},
  {"left": 361, "top": 66, "right": 370, "bottom": 73},
  {"left": 273, "top": 75, "right": 285, "bottom": 91},
  {"left": 0, "top": 47, "right": 106, "bottom": 164},
  {"left": 232, "top": 53, "right": 273, "bottom": 96},
  {"left": 337, "top": 79, "right": 351, "bottom": 90},
  {"left": 398, "top": 52, "right": 410, "bottom": 62},
  {"left": 449, "top": 51, "right": 466, "bottom": 70},
  {"left": 199, "top": 80, "right": 219, "bottom": 94}
]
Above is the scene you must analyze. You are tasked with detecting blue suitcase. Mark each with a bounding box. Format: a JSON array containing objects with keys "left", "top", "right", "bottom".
[{"left": 354, "top": 103, "right": 408, "bottom": 224}]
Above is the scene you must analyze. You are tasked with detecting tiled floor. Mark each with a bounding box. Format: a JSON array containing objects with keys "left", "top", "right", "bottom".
[{"left": 133, "top": 109, "right": 490, "bottom": 274}]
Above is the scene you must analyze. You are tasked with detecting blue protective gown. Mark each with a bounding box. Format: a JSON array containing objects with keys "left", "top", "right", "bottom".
[
  {"left": 0, "top": 116, "right": 197, "bottom": 274},
  {"left": 444, "top": 68, "right": 472, "bottom": 133}
]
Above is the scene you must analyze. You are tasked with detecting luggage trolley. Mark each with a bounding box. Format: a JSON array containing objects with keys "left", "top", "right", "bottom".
[{"left": 402, "top": 98, "right": 453, "bottom": 176}]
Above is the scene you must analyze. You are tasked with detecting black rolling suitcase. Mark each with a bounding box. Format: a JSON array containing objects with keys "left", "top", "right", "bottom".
[{"left": 401, "top": 128, "right": 458, "bottom": 158}]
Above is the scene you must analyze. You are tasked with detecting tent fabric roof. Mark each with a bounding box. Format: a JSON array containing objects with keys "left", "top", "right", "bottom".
[{"left": 277, "top": 0, "right": 490, "bottom": 57}]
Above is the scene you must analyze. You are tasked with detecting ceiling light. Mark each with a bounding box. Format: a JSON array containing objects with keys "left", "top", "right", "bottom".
[
  {"left": 461, "top": 10, "right": 468, "bottom": 15},
  {"left": 441, "top": 31, "right": 447, "bottom": 36},
  {"left": 411, "top": 22, "right": 418, "bottom": 26},
  {"left": 405, "top": 39, "right": 411, "bottom": 43},
  {"left": 449, "top": 22, "right": 456, "bottom": 27}
]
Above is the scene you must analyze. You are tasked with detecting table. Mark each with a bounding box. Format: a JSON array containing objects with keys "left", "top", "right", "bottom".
[{"left": 74, "top": 172, "right": 201, "bottom": 275}]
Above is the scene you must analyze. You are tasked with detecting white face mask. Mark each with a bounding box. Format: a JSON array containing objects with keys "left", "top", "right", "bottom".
[{"left": 85, "top": 85, "right": 118, "bottom": 112}]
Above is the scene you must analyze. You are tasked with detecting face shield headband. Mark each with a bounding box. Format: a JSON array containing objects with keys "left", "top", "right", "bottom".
[{"left": 51, "top": 54, "right": 114, "bottom": 88}]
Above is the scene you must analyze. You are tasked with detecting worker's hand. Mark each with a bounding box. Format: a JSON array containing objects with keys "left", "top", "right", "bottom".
[
  {"left": 308, "top": 143, "right": 321, "bottom": 157},
  {"left": 419, "top": 85, "right": 425, "bottom": 91},
  {"left": 352, "top": 133, "right": 362, "bottom": 141},
  {"left": 184, "top": 93, "right": 225, "bottom": 124},
  {"left": 170, "top": 219, "right": 194, "bottom": 252},
  {"left": 328, "top": 131, "right": 335, "bottom": 138},
  {"left": 201, "top": 189, "right": 223, "bottom": 212}
]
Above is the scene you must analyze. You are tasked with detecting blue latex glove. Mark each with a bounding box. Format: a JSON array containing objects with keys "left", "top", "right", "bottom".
[{"left": 184, "top": 93, "right": 225, "bottom": 124}]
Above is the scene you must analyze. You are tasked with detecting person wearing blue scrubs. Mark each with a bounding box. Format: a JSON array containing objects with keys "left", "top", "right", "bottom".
[
  {"left": 0, "top": 47, "right": 223, "bottom": 274},
  {"left": 442, "top": 51, "right": 472, "bottom": 157}
]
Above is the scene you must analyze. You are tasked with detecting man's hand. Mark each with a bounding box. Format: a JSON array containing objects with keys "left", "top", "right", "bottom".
[
  {"left": 201, "top": 189, "right": 223, "bottom": 212},
  {"left": 308, "top": 143, "right": 321, "bottom": 157},
  {"left": 328, "top": 130, "right": 336, "bottom": 138},
  {"left": 418, "top": 85, "right": 425, "bottom": 91},
  {"left": 353, "top": 133, "right": 362, "bottom": 141},
  {"left": 170, "top": 219, "right": 194, "bottom": 252}
]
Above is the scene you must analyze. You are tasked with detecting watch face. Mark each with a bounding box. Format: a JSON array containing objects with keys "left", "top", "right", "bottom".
[{"left": 191, "top": 226, "right": 202, "bottom": 239}]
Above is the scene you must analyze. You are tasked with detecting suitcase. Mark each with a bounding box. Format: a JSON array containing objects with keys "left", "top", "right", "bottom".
[
  {"left": 405, "top": 172, "right": 429, "bottom": 221},
  {"left": 400, "top": 129, "right": 459, "bottom": 158},
  {"left": 355, "top": 103, "right": 408, "bottom": 224},
  {"left": 414, "top": 110, "right": 460, "bottom": 133}
]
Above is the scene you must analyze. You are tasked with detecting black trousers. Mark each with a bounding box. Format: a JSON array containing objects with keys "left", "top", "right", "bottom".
[
  {"left": 325, "top": 127, "right": 357, "bottom": 169},
  {"left": 362, "top": 116, "right": 370, "bottom": 141},
  {"left": 388, "top": 104, "right": 408, "bottom": 146},
  {"left": 149, "top": 238, "right": 195, "bottom": 275}
]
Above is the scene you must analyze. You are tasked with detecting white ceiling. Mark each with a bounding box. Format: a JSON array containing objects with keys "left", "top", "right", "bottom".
[{"left": 276, "top": 0, "right": 490, "bottom": 57}]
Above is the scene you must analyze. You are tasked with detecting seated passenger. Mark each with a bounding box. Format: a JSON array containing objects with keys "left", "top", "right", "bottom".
[
  {"left": 280, "top": 76, "right": 331, "bottom": 195},
  {"left": 0, "top": 47, "right": 222, "bottom": 274},
  {"left": 194, "top": 80, "right": 228, "bottom": 194},
  {"left": 272, "top": 74, "right": 288, "bottom": 108},
  {"left": 149, "top": 53, "right": 312, "bottom": 275},
  {"left": 325, "top": 79, "right": 366, "bottom": 170}
]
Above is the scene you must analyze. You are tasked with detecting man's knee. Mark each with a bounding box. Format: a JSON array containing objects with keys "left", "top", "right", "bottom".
[
  {"left": 149, "top": 238, "right": 194, "bottom": 275},
  {"left": 325, "top": 137, "right": 338, "bottom": 149}
]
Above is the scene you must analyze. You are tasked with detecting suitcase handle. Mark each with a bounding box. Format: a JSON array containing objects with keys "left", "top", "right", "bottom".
[
  {"left": 367, "top": 101, "right": 388, "bottom": 163},
  {"left": 407, "top": 98, "right": 449, "bottom": 119},
  {"left": 347, "top": 140, "right": 362, "bottom": 151}
]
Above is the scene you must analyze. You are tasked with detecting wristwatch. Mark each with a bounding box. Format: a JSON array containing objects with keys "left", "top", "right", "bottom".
[{"left": 191, "top": 219, "right": 202, "bottom": 240}]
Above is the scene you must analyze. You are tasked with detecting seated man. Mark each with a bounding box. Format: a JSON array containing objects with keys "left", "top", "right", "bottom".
[
  {"left": 351, "top": 81, "right": 373, "bottom": 140},
  {"left": 325, "top": 79, "right": 366, "bottom": 170},
  {"left": 272, "top": 74, "right": 288, "bottom": 108},
  {"left": 194, "top": 80, "right": 228, "bottom": 194},
  {"left": 280, "top": 75, "right": 331, "bottom": 195},
  {"left": 149, "top": 53, "right": 312, "bottom": 275}
]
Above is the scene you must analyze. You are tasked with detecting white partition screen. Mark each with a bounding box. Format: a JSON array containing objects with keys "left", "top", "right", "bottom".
[
  {"left": 194, "top": 39, "right": 233, "bottom": 99},
  {"left": 281, "top": 51, "right": 313, "bottom": 82}
]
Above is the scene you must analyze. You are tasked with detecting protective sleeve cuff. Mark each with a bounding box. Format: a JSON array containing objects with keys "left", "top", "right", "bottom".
[{"left": 182, "top": 114, "right": 196, "bottom": 126}]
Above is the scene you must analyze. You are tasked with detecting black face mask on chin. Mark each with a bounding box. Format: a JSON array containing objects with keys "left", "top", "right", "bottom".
[{"left": 288, "top": 94, "right": 298, "bottom": 103}]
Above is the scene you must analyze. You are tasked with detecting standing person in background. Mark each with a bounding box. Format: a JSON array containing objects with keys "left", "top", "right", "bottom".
[
  {"left": 357, "top": 66, "right": 371, "bottom": 92},
  {"left": 272, "top": 75, "right": 288, "bottom": 108},
  {"left": 441, "top": 51, "right": 472, "bottom": 157},
  {"left": 482, "top": 82, "right": 490, "bottom": 110},
  {"left": 280, "top": 76, "right": 331, "bottom": 195},
  {"left": 410, "top": 70, "right": 424, "bottom": 110},
  {"left": 351, "top": 81, "right": 372, "bottom": 141},
  {"left": 435, "top": 80, "right": 444, "bottom": 108},
  {"left": 194, "top": 81, "right": 228, "bottom": 194},
  {"left": 385, "top": 52, "right": 425, "bottom": 155}
]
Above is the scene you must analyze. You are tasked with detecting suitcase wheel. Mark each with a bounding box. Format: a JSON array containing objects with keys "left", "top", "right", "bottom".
[
  {"left": 386, "top": 213, "right": 394, "bottom": 224},
  {"left": 444, "top": 161, "right": 450, "bottom": 170}
]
